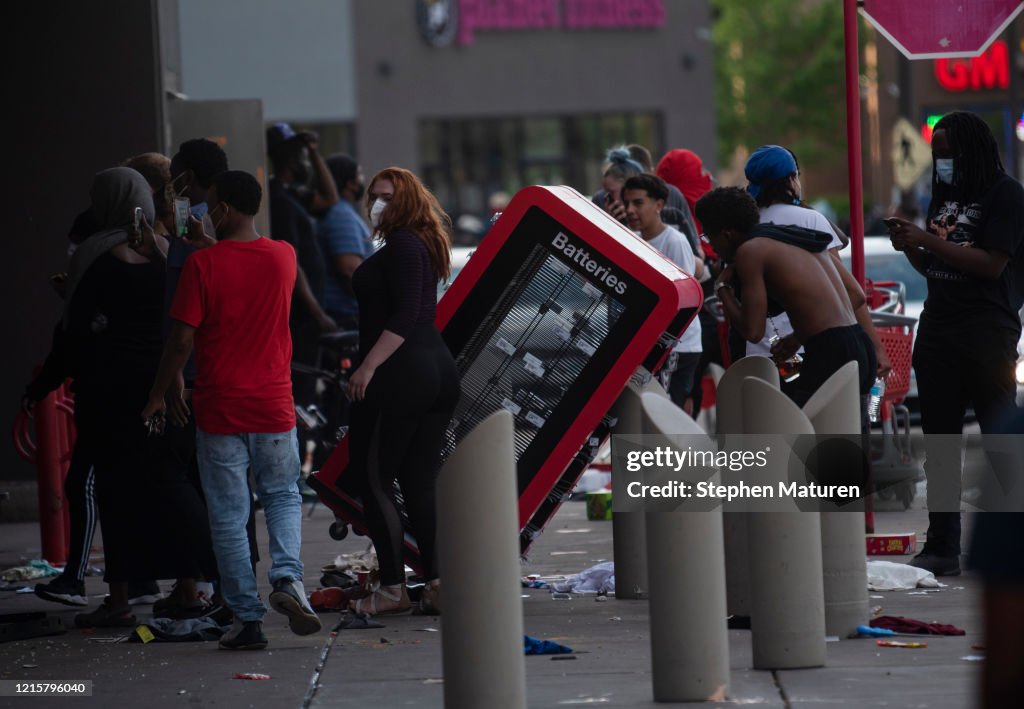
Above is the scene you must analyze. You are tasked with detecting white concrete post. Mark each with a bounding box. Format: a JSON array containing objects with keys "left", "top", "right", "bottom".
[
  {"left": 802, "top": 361, "right": 869, "bottom": 639},
  {"left": 742, "top": 377, "right": 826, "bottom": 669},
  {"left": 437, "top": 410, "right": 526, "bottom": 709},
  {"left": 715, "top": 357, "right": 780, "bottom": 619},
  {"left": 641, "top": 392, "right": 729, "bottom": 702},
  {"left": 609, "top": 377, "right": 667, "bottom": 599}
]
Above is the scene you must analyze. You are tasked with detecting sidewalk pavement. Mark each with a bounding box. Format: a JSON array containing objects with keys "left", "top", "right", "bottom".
[{"left": 0, "top": 497, "right": 981, "bottom": 708}]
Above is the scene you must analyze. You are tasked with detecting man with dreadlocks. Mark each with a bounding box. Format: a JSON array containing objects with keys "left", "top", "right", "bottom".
[{"left": 888, "top": 111, "right": 1024, "bottom": 577}]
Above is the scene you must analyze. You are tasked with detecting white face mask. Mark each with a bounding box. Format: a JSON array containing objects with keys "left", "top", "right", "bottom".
[
  {"left": 935, "top": 158, "right": 955, "bottom": 185},
  {"left": 369, "top": 198, "right": 388, "bottom": 228}
]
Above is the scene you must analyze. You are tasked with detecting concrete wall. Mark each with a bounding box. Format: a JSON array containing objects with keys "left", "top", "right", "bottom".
[
  {"left": 5, "top": 1, "right": 166, "bottom": 495},
  {"left": 353, "top": 1, "right": 717, "bottom": 177},
  {"left": 177, "top": 0, "right": 357, "bottom": 122}
]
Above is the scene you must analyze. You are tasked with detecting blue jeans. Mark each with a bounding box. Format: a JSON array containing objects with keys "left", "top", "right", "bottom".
[{"left": 196, "top": 427, "right": 304, "bottom": 622}]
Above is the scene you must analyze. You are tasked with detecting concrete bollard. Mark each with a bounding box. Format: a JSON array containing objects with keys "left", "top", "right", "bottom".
[
  {"left": 609, "top": 377, "right": 667, "bottom": 599},
  {"left": 436, "top": 410, "right": 526, "bottom": 709},
  {"left": 640, "top": 392, "right": 729, "bottom": 702},
  {"left": 715, "top": 357, "right": 780, "bottom": 620},
  {"left": 742, "top": 377, "right": 826, "bottom": 670},
  {"left": 802, "top": 361, "right": 868, "bottom": 639}
]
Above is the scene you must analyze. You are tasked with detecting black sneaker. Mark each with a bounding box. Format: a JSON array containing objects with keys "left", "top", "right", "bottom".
[
  {"left": 908, "top": 551, "right": 961, "bottom": 576},
  {"left": 269, "top": 578, "right": 322, "bottom": 636},
  {"left": 34, "top": 576, "right": 88, "bottom": 607},
  {"left": 218, "top": 620, "right": 267, "bottom": 650}
]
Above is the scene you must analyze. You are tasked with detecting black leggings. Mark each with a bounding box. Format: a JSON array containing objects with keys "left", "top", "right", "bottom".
[{"left": 349, "top": 327, "right": 460, "bottom": 586}]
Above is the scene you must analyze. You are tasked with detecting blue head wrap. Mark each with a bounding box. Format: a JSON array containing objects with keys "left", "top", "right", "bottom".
[
  {"left": 605, "top": 147, "right": 646, "bottom": 177},
  {"left": 744, "top": 145, "right": 798, "bottom": 199}
]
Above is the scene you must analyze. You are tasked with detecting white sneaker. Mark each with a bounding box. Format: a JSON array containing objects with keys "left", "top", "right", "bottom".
[{"left": 269, "top": 578, "right": 322, "bottom": 636}]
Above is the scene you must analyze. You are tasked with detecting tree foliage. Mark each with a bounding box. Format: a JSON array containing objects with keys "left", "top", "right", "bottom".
[{"left": 713, "top": 0, "right": 857, "bottom": 169}]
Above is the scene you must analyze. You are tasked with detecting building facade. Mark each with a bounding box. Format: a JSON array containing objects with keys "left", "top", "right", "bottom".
[{"left": 179, "top": 0, "right": 717, "bottom": 221}]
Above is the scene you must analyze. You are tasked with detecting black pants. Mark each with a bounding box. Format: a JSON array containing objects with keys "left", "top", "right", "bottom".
[
  {"left": 349, "top": 326, "right": 460, "bottom": 586},
  {"left": 914, "top": 322, "right": 1018, "bottom": 557},
  {"left": 62, "top": 432, "right": 98, "bottom": 582},
  {"left": 153, "top": 415, "right": 220, "bottom": 583},
  {"left": 79, "top": 383, "right": 225, "bottom": 584},
  {"left": 789, "top": 324, "right": 876, "bottom": 413}
]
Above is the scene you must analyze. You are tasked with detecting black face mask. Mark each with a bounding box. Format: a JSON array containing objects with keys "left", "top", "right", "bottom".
[{"left": 351, "top": 182, "right": 366, "bottom": 202}]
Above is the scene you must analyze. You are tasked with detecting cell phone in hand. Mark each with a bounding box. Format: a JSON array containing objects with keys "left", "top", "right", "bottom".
[
  {"left": 883, "top": 217, "right": 901, "bottom": 231},
  {"left": 174, "top": 198, "right": 191, "bottom": 237},
  {"left": 131, "top": 206, "right": 143, "bottom": 234}
]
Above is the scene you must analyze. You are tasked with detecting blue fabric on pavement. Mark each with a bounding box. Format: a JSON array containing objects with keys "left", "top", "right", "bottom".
[{"left": 524, "top": 634, "right": 573, "bottom": 655}]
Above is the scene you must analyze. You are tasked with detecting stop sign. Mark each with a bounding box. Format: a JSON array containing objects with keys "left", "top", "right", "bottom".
[{"left": 862, "top": 0, "right": 1024, "bottom": 59}]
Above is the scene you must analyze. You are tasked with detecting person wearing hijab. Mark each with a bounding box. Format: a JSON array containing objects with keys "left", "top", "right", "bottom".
[{"left": 64, "top": 168, "right": 208, "bottom": 628}]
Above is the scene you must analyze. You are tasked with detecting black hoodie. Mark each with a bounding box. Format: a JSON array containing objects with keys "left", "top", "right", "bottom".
[{"left": 732, "top": 224, "right": 834, "bottom": 316}]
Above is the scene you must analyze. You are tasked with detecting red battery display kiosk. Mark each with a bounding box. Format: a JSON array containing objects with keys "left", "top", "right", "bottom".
[{"left": 309, "top": 185, "right": 702, "bottom": 571}]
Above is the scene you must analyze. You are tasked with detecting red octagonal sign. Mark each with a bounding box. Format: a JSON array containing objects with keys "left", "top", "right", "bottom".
[{"left": 862, "top": 0, "right": 1024, "bottom": 59}]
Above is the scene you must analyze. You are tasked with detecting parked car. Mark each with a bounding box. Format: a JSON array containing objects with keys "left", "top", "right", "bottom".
[{"left": 438, "top": 246, "right": 476, "bottom": 300}]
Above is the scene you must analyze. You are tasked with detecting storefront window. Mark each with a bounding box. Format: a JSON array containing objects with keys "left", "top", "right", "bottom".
[{"left": 419, "top": 112, "right": 663, "bottom": 232}]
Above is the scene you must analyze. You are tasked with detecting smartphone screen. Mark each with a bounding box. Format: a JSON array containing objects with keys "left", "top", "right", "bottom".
[{"left": 174, "top": 198, "right": 191, "bottom": 237}]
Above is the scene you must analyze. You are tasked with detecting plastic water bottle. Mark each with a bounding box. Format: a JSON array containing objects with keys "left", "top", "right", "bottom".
[{"left": 868, "top": 377, "right": 886, "bottom": 422}]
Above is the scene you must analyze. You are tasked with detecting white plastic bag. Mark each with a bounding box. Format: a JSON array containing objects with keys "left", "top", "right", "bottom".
[{"left": 866, "top": 560, "right": 940, "bottom": 591}]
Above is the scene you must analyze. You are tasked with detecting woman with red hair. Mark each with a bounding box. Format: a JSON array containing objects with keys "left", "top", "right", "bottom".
[{"left": 346, "top": 167, "right": 460, "bottom": 616}]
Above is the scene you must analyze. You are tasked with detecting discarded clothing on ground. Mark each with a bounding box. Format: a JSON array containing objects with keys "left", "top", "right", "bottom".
[
  {"left": 524, "top": 634, "right": 572, "bottom": 655},
  {"left": 866, "top": 560, "right": 940, "bottom": 591},
  {"left": 131, "top": 616, "right": 229, "bottom": 642},
  {"left": 321, "top": 549, "right": 379, "bottom": 576},
  {"left": 551, "top": 561, "right": 615, "bottom": 595},
  {"left": 870, "top": 615, "right": 965, "bottom": 636},
  {"left": 0, "top": 560, "right": 62, "bottom": 582}
]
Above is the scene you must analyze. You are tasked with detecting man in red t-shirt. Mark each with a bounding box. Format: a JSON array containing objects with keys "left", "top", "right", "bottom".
[{"left": 144, "top": 170, "right": 321, "bottom": 650}]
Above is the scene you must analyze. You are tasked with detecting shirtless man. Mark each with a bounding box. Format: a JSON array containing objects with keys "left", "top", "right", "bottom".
[{"left": 695, "top": 186, "right": 876, "bottom": 407}]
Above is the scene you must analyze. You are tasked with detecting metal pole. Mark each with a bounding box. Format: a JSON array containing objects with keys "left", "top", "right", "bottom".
[
  {"left": 1008, "top": 21, "right": 1021, "bottom": 180},
  {"left": 641, "top": 392, "right": 729, "bottom": 702},
  {"left": 437, "top": 411, "right": 526, "bottom": 709},
  {"left": 845, "top": 0, "right": 866, "bottom": 287}
]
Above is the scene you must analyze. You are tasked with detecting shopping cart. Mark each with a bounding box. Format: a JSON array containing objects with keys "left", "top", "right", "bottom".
[{"left": 866, "top": 281, "right": 924, "bottom": 511}]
